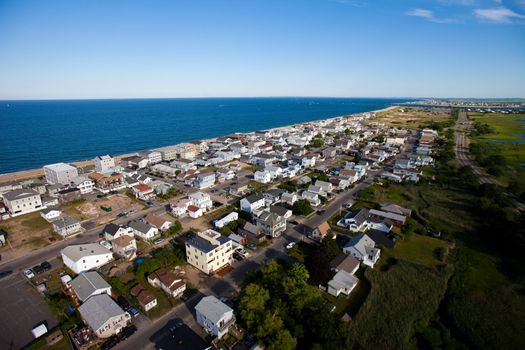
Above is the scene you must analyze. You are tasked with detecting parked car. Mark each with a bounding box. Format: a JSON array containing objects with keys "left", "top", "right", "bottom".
[
  {"left": 286, "top": 242, "right": 296, "bottom": 250},
  {"left": 289, "top": 220, "right": 299, "bottom": 225},
  {"left": 153, "top": 237, "right": 165, "bottom": 245},
  {"left": 40, "top": 261, "right": 52, "bottom": 271},
  {"left": 169, "top": 319, "right": 184, "bottom": 332},
  {"left": 146, "top": 201, "right": 155, "bottom": 207},
  {"left": 127, "top": 306, "right": 139, "bottom": 318},
  {"left": 246, "top": 243, "right": 257, "bottom": 251},
  {"left": 0, "top": 270, "right": 13, "bottom": 279},
  {"left": 32, "top": 265, "right": 45, "bottom": 275},
  {"left": 232, "top": 253, "right": 243, "bottom": 261},
  {"left": 99, "top": 240, "right": 112, "bottom": 250},
  {"left": 24, "top": 269, "right": 35, "bottom": 279},
  {"left": 117, "top": 296, "right": 131, "bottom": 310},
  {"left": 234, "top": 247, "right": 249, "bottom": 258},
  {"left": 119, "top": 325, "right": 137, "bottom": 341},
  {"left": 101, "top": 336, "right": 119, "bottom": 350}
]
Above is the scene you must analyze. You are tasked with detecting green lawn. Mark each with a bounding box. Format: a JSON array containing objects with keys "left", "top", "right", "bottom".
[
  {"left": 382, "top": 234, "right": 449, "bottom": 268},
  {"left": 469, "top": 112, "right": 525, "bottom": 141}
]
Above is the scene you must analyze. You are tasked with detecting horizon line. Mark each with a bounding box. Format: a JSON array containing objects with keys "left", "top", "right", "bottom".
[{"left": 1, "top": 96, "right": 524, "bottom": 102}]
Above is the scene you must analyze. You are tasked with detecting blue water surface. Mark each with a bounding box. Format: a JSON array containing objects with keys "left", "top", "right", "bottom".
[{"left": 0, "top": 97, "right": 409, "bottom": 173}]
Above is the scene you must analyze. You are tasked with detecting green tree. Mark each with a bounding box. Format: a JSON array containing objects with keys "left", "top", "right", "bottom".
[
  {"left": 268, "top": 329, "right": 297, "bottom": 350},
  {"left": 320, "top": 233, "right": 341, "bottom": 260},
  {"left": 239, "top": 283, "right": 270, "bottom": 330},
  {"left": 312, "top": 138, "right": 324, "bottom": 148},
  {"left": 293, "top": 199, "right": 313, "bottom": 216}
]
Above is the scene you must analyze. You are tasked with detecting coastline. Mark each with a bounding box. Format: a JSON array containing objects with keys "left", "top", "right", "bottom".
[{"left": 0, "top": 104, "right": 401, "bottom": 183}]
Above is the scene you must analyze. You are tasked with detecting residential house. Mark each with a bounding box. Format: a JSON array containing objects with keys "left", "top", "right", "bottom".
[
  {"left": 144, "top": 214, "right": 172, "bottom": 232},
  {"left": 343, "top": 234, "right": 381, "bottom": 268},
  {"left": 120, "top": 155, "right": 149, "bottom": 169},
  {"left": 368, "top": 209, "right": 406, "bottom": 226},
  {"left": 185, "top": 229, "right": 233, "bottom": 275},
  {"left": 195, "top": 296, "right": 236, "bottom": 339},
  {"left": 132, "top": 184, "right": 155, "bottom": 200},
  {"left": 103, "top": 223, "right": 134, "bottom": 241},
  {"left": 57, "top": 187, "right": 82, "bottom": 204},
  {"left": 44, "top": 163, "right": 79, "bottom": 185},
  {"left": 214, "top": 212, "right": 239, "bottom": 229},
  {"left": 238, "top": 222, "right": 266, "bottom": 244},
  {"left": 263, "top": 189, "right": 285, "bottom": 205},
  {"left": 171, "top": 199, "right": 190, "bottom": 217},
  {"left": 327, "top": 270, "right": 359, "bottom": 297},
  {"left": 188, "top": 205, "right": 203, "bottom": 218},
  {"left": 0, "top": 181, "right": 22, "bottom": 195},
  {"left": 330, "top": 254, "right": 360, "bottom": 275},
  {"left": 151, "top": 164, "right": 177, "bottom": 177},
  {"left": 188, "top": 191, "right": 213, "bottom": 212},
  {"left": 339, "top": 169, "right": 359, "bottom": 184},
  {"left": 53, "top": 215, "right": 82, "bottom": 237},
  {"left": 366, "top": 229, "right": 396, "bottom": 248},
  {"left": 229, "top": 183, "right": 249, "bottom": 196},
  {"left": 281, "top": 192, "right": 298, "bottom": 205},
  {"left": 2, "top": 188, "right": 44, "bottom": 217},
  {"left": 72, "top": 176, "right": 95, "bottom": 194},
  {"left": 71, "top": 271, "right": 112, "bottom": 302},
  {"left": 195, "top": 173, "right": 216, "bottom": 189},
  {"left": 240, "top": 194, "right": 266, "bottom": 213},
  {"left": 78, "top": 294, "right": 131, "bottom": 338},
  {"left": 380, "top": 203, "right": 412, "bottom": 217},
  {"left": 307, "top": 185, "right": 327, "bottom": 197},
  {"left": 303, "top": 222, "right": 331, "bottom": 242},
  {"left": 254, "top": 170, "right": 271, "bottom": 184},
  {"left": 315, "top": 180, "right": 333, "bottom": 194},
  {"left": 137, "top": 150, "right": 162, "bottom": 164},
  {"left": 301, "top": 190, "right": 321, "bottom": 207},
  {"left": 147, "top": 268, "right": 186, "bottom": 298},
  {"left": 94, "top": 155, "right": 115, "bottom": 173},
  {"left": 255, "top": 211, "right": 286, "bottom": 238},
  {"left": 40, "top": 208, "right": 63, "bottom": 222},
  {"left": 216, "top": 169, "right": 236, "bottom": 182},
  {"left": 129, "top": 220, "right": 159, "bottom": 241},
  {"left": 61, "top": 243, "right": 113, "bottom": 274},
  {"left": 337, "top": 209, "right": 370, "bottom": 232},
  {"left": 269, "top": 205, "right": 292, "bottom": 219},
  {"left": 130, "top": 284, "right": 157, "bottom": 312},
  {"left": 111, "top": 235, "right": 137, "bottom": 260},
  {"left": 88, "top": 172, "right": 126, "bottom": 193}
]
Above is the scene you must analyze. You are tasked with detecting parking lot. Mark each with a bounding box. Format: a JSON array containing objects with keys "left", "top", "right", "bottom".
[{"left": 0, "top": 273, "right": 59, "bottom": 349}]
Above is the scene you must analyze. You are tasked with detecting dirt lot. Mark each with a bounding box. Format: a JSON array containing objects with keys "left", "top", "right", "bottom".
[
  {"left": 373, "top": 107, "right": 450, "bottom": 128},
  {"left": 0, "top": 211, "right": 56, "bottom": 259},
  {"left": 76, "top": 194, "right": 143, "bottom": 225}
]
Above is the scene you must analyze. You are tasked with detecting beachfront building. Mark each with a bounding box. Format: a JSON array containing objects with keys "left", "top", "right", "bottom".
[
  {"left": 185, "top": 229, "right": 233, "bottom": 275},
  {"left": 138, "top": 150, "right": 162, "bottom": 164},
  {"left": 2, "top": 188, "right": 44, "bottom": 217},
  {"left": 72, "top": 175, "right": 95, "bottom": 194},
  {"left": 88, "top": 172, "right": 126, "bottom": 193},
  {"left": 44, "top": 163, "right": 79, "bottom": 185},
  {"left": 95, "top": 155, "right": 115, "bottom": 173}
]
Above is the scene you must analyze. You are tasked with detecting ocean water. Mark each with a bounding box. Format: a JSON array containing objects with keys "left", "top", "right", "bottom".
[{"left": 0, "top": 97, "right": 409, "bottom": 174}]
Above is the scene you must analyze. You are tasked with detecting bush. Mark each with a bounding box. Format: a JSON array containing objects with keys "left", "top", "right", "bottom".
[{"left": 293, "top": 199, "right": 313, "bottom": 216}]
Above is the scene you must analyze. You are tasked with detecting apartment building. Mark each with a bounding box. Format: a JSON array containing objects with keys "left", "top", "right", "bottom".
[
  {"left": 95, "top": 155, "right": 115, "bottom": 173},
  {"left": 44, "top": 163, "right": 79, "bottom": 185},
  {"left": 185, "top": 229, "right": 233, "bottom": 275},
  {"left": 2, "top": 188, "right": 44, "bottom": 217}
]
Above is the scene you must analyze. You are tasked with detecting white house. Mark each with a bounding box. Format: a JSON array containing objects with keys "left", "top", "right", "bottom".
[
  {"left": 315, "top": 180, "right": 333, "bottom": 194},
  {"left": 61, "top": 243, "right": 114, "bottom": 274},
  {"left": 103, "top": 223, "right": 134, "bottom": 241},
  {"left": 129, "top": 220, "right": 159, "bottom": 240},
  {"left": 144, "top": 214, "right": 172, "bottom": 232},
  {"left": 214, "top": 212, "right": 239, "bottom": 229},
  {"left": 188, "top": 205, "right": 203, "bottom": 218},
  {"left": 265, "top": 165, "right": 283, "bottom": 179},
  {"left": 53, "top": 215, "right": 83, "bottom": 237},
  {"left": 188, "top": 191, "right": 213, "bottom": 212},
  {"left": 2, "top": 188, "right": 44, "bottom": 217},
  {"left": 281, "top": 192, "right": 298, "bottom": 205},
  {"left": 44, "top": 163, "right": 79, "bottom": 185},
  {"left": 132, "top": 184, "right": 155, "bottom": 201},
  {"left": 343, "top": 234, "right": 381, "bottom": 268},
  {"left": 171, "top": 198, "right": 190, "bottom": 217},
  {"left": 147, "top": 268, "right": 186, "bottom": 298},
  {"left": 40, "top": 208, "right": 63, "bottom": 222},
  {"left": 185, "top": 230, "right": 233, "bottom": 274},
  {"left": 95, "top": 155, "right": 115, "bottom": 173},
  {"left": 327, "top": 270, "right": 359, "bottom": 297},
  {"left": 195, "top": 296, "right": 236, "bottom": 339},
  {"left": 254, "top": 171, "right": 271, "bottom": 184},
  {"left": 194, "top": 173, "right": 216, "bottom": 189},
  {"left": 301, "top": 190, "right": 321, "bottom": 207},
  {"left": 111, "top": 235, "right": 137, "bottom": 261},
  {"left": 240, "top": 194, "right": 266, "bottom": 213},
  {"left": 337, "top": 209, "right": 370, "bottom": 232}
]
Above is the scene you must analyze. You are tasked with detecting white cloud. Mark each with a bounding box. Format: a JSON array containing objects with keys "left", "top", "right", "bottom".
[
  {"left": 474, "top": 6, "right": 525, "bottom": 22},
  {"left": 405, "top": 8, "right": 459, "bottom": 23}
]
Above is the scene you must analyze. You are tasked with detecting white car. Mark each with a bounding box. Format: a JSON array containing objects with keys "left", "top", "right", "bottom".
[
  {"left": 24, "top": 269, "right": 35, "bottom": 279},
  {"left": 286, "top": 242, "right": 296, "bottom": 250},
  {"left": 99, "top": 240, "right": 112, "bottom": 250},
  {"left": 234, "top": 247, "right": 249, "bottom": 258}
]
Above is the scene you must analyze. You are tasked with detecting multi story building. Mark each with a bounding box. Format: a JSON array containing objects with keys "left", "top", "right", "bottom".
[
  {"left": 194, "top": 173, "right": 216, "bottom": 189},
  {"left": 61, "top": 243, "right": 113, "bottom": 274},
  {"left": 2, "top": 188, "right": 44, "bottom": 217},
  {"left": 185, "top": 229, "right": 233, "bottom": 275},
  {"left": 188, "top": 191, "right": 213, "bottom": 212},
  {"left": 255, "top": 211, "right": 287, "bottom": 238},
  {"left": 95, "top": 155, "right": 115, "bottom": 173},
  {"left": 195, "top": 296, "right": 236, "bottom": 339},
  {"left": 88, "top": 172, "right": 126, "bottom": 193},
  {"left": 44, "top": 163, "right": 79, "bottom": 185},
  {"left": 53, "top": 215, "right": 82, "bottom": 237},
  {"left": 72, "top": 175, "right": 95, "bottom": 194}
]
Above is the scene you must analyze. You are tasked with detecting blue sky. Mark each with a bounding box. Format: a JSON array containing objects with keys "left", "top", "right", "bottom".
[{"left": 0, "top": 0, "right": 524, "bottom": 99}]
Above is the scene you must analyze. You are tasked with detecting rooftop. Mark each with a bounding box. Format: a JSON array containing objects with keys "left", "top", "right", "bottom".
[{"left": 78, "top": 294, "right": 127, "bottom": 331}]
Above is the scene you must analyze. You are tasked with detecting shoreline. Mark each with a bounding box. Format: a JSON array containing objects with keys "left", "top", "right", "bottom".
[{"left": 0, "top": 104, "right": 401, "bottom": 183}]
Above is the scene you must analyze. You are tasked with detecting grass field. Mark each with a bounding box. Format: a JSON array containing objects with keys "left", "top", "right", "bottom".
[
  {"left": 469, "top": 112, "right": 525, "bottom": 141},
  {"left": 382, "top": 234, "right": 449, "bottom": 268},
  {"left": 373, "top": 107, "right": 451, "bottom": 129}
]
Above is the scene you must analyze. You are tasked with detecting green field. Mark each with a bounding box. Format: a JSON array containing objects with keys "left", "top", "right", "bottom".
[{"left": 469, "top": 112, "right": 525, "bottom": 141}]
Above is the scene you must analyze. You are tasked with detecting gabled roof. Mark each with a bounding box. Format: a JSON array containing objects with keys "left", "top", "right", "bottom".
[
  {"left": 130, "top": 284, "right": 156, "bottom": 306},
  {"left": 61, "top": 243, "right": 111, "bottom": 263},
  {"left": 244, "top": 193, "right": 264, "bottom": 204},
  {"left": 330, "top": 254, "right": 360, "bottom": 274},
  {"left": 71, "top": 271, "right": 111, "bottom": 301},
  {"left": 78, "top": 294, "right": 127, "bottom": 331},
  {"left": 145, "top": 214, "right": 170, "bottom": 228},
  {"left": 366, "top": 229, "right": 395, "bottom": 248},
  {"left": 195, "top": 296, "right": 232, "bottom": 324},
  {"left": 129, "top": 220, "right": 155, "bottom": 234},
  {"left": 2, "top": 188, "right": 39, "bottom": 201},
  {"left": 103, "top": 223, "right": 120, "bottom": 236}
]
